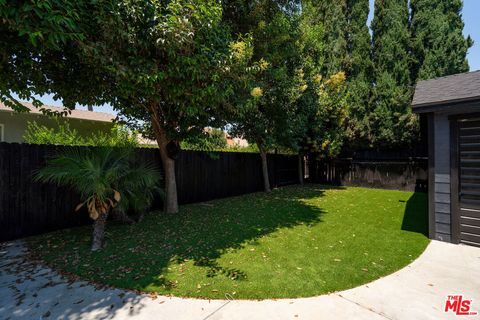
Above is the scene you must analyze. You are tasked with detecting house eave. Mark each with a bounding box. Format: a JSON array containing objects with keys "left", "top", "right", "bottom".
[{"left": 0, "top": 107, "right": 114, "bottom": 123}]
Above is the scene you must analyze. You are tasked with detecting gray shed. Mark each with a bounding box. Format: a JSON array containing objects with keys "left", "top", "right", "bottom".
[{"left": 413, "top": 70, "right": 480, "bottom": 247}]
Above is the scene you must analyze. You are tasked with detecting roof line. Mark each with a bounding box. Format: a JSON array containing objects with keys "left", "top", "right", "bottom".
[
  {"left": 0, "top": 101, "right": 115, "bottom": 123},
  {"left": 416, "top": 69, "right": 480, "bottom": 83},
  {"left": 413, "top": 97, "right": 480, "bottom": 114},
  {"left": 412, "top": 95, "right": 480, "bottom": 108}
]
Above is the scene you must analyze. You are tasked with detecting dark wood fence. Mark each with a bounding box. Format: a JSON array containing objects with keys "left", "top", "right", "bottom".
[
  {"left": 0, "top": 143, "right": 299, "bottom": 241},
  {"left": 308, "top": 155, "right": 428, "bottom": 192},
  {"left": 0, "top": 143, "right": 428, "bottom": 241}
]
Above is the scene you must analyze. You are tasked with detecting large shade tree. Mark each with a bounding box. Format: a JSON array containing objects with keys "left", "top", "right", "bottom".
[
  {"left": 278, "top": 2, "right": 348, "bottom": 184},
  {"left": 87, "top": 0, "right": 242, "bottom": 213},
  {"left": 224, "top": 0, "right": 304, "bottom": 192},
  {"left": 1, "top": 0, "right": 247, "bottom": 213}
]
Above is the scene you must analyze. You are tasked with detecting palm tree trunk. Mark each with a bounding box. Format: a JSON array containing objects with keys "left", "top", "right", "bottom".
[
  {"left": 91, "top": 213, "right": 108, "bottom": 251},
  {"left": 258, "top": 142, "right": 271, "bottom": 193}
]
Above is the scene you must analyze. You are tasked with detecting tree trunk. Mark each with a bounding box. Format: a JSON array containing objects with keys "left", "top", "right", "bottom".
[
  {"left": 160, "top": 151, "right": 179, "bottom": 213},
  {"left": 151, "top": 116, "right": 179, "bottom": 214},
  {"left": 298, "top": 153, "right": 304, "bottom": 186},
  {"left": 91, "top": 213, "right": 108, "bottom": 251},
  {"left": 258, "top": 143, "right": 271, "bottom": 193}
]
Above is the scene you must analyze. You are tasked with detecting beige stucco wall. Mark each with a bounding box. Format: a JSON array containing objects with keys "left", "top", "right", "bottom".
[{"left": 0, "top": 111, "right": 114, "bottom": 143}]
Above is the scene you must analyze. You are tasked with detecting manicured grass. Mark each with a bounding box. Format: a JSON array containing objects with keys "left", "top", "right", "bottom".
[{"left": 27, "top": 185, "right": 429, "bottom": 299}]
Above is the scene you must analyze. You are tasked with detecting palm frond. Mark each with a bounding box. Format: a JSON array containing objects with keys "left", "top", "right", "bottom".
[{"left": 36, "top": 147, "right": 163, "bottom": 217}]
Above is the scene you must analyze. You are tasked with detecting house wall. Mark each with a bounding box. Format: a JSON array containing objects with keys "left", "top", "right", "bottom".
[{"left": 0, "top": 112, "right": 114, "bottom": 143}]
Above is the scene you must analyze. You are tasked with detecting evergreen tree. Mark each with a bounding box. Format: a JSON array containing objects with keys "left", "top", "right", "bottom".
[
  {"left": 345, "top": 0, "right": 373, "bottom": 148},
  {"left": 411, "top": 0, "right": 473, "bottom": 81},
  {"left": 371, "top": 0, "right": 416, "bottom": 147},
  {"left": 310, "top": 0, "right": 348, "bottom": 76}
]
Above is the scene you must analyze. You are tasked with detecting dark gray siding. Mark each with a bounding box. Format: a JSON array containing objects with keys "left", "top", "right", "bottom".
[{"left": 433, "top": 113, "right": 452, "bottom": 242}]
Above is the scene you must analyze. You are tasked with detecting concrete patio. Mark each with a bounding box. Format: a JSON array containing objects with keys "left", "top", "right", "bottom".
[{"left": 0, "top": 240, "right": 479, "bottom": 320}]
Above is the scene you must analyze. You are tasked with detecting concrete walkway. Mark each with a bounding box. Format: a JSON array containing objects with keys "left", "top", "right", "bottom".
[{"left": 0, "top": 240, "right": 479, "bottom": 320}]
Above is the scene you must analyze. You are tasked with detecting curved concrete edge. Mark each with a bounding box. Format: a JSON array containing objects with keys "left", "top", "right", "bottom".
[{"left": 1, "top": 240, "right": 479, "bottom": 319}]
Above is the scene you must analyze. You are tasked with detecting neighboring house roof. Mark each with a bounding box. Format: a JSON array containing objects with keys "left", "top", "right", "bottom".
[
  {"left": 412, "top": 70, "right": 480, "bottom": 110},
  {"left": 0, "top": 101, "right": 114, "bottom": 123}
]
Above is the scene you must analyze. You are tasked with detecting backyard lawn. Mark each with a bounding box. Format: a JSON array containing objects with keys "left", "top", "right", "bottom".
[{"left": 27, "top": 185, "right": 429, "bottom": 299}]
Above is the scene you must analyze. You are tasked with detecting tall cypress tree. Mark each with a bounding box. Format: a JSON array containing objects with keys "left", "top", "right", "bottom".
[
  {"left": 345, "top": 0, "right": 373, "bottom": 148},
  {"left": 312, "top": 1, "right": 348, "bottom": 76},
  {"left": 371, "top": 0, "right": 414, "bottom": 147},
  {"left": 411, "top": 0, "right": 473, "bottom": 81}
]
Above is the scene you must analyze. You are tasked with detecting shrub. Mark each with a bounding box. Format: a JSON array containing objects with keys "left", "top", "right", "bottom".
[{"left": 23, "top": 120, "right": 138, "bottom": 148}]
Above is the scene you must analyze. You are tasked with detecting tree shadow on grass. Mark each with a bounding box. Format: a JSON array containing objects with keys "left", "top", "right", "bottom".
[
  {"left": 401, "top": 192, "right": 429, "bottom": 237},
  {"left": 129, "top": 185, "right": 333, "bottom": 289},
  {"left": 27, "top": 185, "right": 339, "bottom": 294}
]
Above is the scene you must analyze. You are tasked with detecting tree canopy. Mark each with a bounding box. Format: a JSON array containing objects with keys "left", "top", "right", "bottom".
[
  {"left": 344, "top": 0, "right": 373, "bottom": 148},
  {"left": 411, "top": 0, "right": 473, "bottom": 81},
  {"left": 1, "top": 0, "right": 249, "bottom": 213},
  {"left": 371, "top": 0, "right": 415, "bottom": 147}
]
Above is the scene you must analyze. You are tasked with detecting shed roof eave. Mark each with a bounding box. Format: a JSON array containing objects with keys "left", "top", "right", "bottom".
[
  {"left": 412, "top": 97, "right": 480, "bottom": 114},
  {"left": 412, "top": 70, "right": 480, "bottom": 107}
]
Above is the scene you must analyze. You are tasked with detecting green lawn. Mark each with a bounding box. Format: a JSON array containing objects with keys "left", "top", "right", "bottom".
[{"left": 27, "top": 185, "right": 429, "bottom": 299}]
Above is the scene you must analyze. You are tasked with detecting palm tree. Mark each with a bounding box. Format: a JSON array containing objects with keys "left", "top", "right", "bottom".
[
  {"left": 35, "top": 147, "right": 161, "bottom": 251},
  {"left": 113, "top": 159, "right": 164, "bottom": 224}
]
